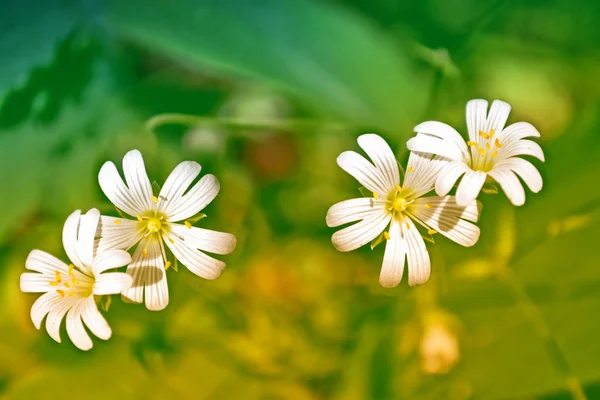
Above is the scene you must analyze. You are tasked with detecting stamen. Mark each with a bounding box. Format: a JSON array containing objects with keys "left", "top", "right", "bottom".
[
  {"left": 68, "top": 291, "right": 76, "bottom": 297},
  {"left": 114, "top": 219, "right": 121, "bottom": 225},
  {"left": 49, "top": 281, "right": 58, "bottom": 286},
  {"left": 383, "top": 231, "right": 391, "bottom": 241},
  {"left": 405, "top": 222, "right": 410, "bottom": 229},
  {"left": 142, "top": 248, "right": 148, "bottom": 257},
  {"left": 428, "top": 229, "right": 437, "bottom": 235},
  {"left": 136, "top": 214, "right": 143, "bottom": 222},
  {"left": 485, "top": 143, "right": 491, "bottom": 150},
  {"left": 494, "top": 138, "right": 503, "bottom": 148},
  {"left": 491, "top": 151, "right": 499, "bottom": 157},
  {"left": 57, "top": 289, "right": 65, "bottom": 298},
  {"left": 152, "top": 196, "right": 159, "bottom": 203},
  {"left": 184, "top": 221, "right": 192, "bottom": 229},
  {"left": 71, "top": 278, "right": 77, "bottom": 285},
  {"left": 478, "top": 148, "right": 485, "bottom": 156},
  {"left": 165, "top": 261, "right": 171, "bottom": 270},
  {"left": 489, "top": 128, "right": 495, "bottom": 138},
  {"left": 373, "top": 192, "right": 379, "bottom": 200},
  {"left": 168, "top": 237, "right": 175, "bottom": 244},
  {"left": 478, "top": 130, "right": 490, "bottom": 139},
  {"left": 395, "top": 184, "right": 402, "bottom": 193},
  {"left": 407, "top": 166, "right": 414, "bottom": 173},
  {"left": 55, "top": 271, "right": 62, "bottom": 283},
  {"left": 467, "top": 141, "right": 478, "bottom": 147},
  {"left": 425, "top": 203, "right": 432, "bottom": 209},
  {"left": 68, "top": 264, "right": 75, "bottom": 276},
  {"left": 64, "top": 282, "right": 71, "bottom": 288}
]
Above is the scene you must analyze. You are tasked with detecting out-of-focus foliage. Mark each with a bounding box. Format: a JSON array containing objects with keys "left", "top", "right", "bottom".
[{"left": 1, "top": 0, "right": 599, "bottom": 399}]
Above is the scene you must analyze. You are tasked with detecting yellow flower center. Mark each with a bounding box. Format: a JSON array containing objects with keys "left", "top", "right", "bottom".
[
  {"left": 467, "top": 128, "right": 503, "bottom": 172},
  {"left": 392, "top": 196, "right": 409, "bottom": 212},
  {"left": 137, "top": 211, "right": 168, "bottom": 237},
  {"left": 49, "top": 264, "right": 93, "bottom": 298}
]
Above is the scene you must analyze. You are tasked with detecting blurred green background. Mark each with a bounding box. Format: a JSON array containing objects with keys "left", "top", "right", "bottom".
[{"left": 1, "top": 0, "right": 600, "bottom": 399}]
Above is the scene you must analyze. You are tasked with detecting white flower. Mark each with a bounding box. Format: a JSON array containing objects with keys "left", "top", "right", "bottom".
[
  {"left": 97, "top": 150, "right": 237, "bottom": 311},
  {"left": 20, "top": 209, "right": 132, "bottom": 351},
  {"left": 407, "top": 99, "right": 545, "bottom": 206},
  {"left": 326, "top": 134, "right": 481, "bottom": 287}
]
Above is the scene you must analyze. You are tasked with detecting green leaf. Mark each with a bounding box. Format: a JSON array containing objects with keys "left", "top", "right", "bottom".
[
  {"left": 187, "top": 213, "right": 207, "bottom": 224},
  {"left": 370, "top": 232, "right": 385, "bottom": 250},
  {"left": 100, "top": 295, "right": 113, "bottom": 312},
  {"left": 152, "top": 180, "right": 162, "bottom": 196},
  {"left": 358, "top": 187, "right": 373, "bottom": 198},
  {"left": 107, "top": 0, "right": 424, "bottom": 130}
]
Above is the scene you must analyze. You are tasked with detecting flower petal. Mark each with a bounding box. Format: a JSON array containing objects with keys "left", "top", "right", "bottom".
[
  {"left": 62, "top": 210, "right": 85, "bottom": 269},
  {"left": 486, "top": 100, "right": 511, "bottom": 137},
  {"left": 94, "top": 272, "right": 133, "bottom": 295},
  {"left": 406, "top": 134, "right": 464, "bottom": 161},
  {"left": 456, "top": 170, "right": 487, "bottom": 206},
  {"left": 499, "top": 122, "right": 541, "bottom": 142},
  {"left": 494, "top": 158, "right": 543, "bottom": 193},
  {"left": 466, "top": 99, "right": 489, "bottom": 142},
  {"left": 98, "top": 161, "right": 143, "bottom": 217},
  {"left": 76, "top": 208, "right": 100, "bottom": 268},
  {"left": 66, "top": 302, "right": 93, "bottom": 351},
  {"left": 157, "top": 161, "right": 200, "bottom": 214},
  {"left": 30, "top": 292, "right": 59, "bottom": 329},
  {"left": 357, "top": 134, "right": 400, "bottom": 191},
  {"left": 488, "top": 168, "right": 526, "bottom": 206},
  {"left": 25, "top": 249, "right": 68, "bottom": 274},
  {"left": 403, "top": 152, "right": 446, "bottom": 198},
  {"left": 81, "top": 296, "right": 111, "bottom": 340},
  {"left": 331, "top": 212, "right": 391, "bottom": 252},
  {"left": 326, "top": 198, "right": 386, "bottom": 228},
  {"left": 435, "top": 162, "right": 469, "bottom": 196},
  {"left": 379, "top": 220, "right": 406, "bottom": 288},
  {"left": 45, "top": 296, "right": 75, "bottom": 343},
  {"left": 20, "top": 273, "right": 54, "bottom": 293},
  {"left": 92, "top": 249, "right": 132, "bottom": 275},
  {"left": 163, "top": 174, "right": 220, "bottom": 222},
  {"left": 413, "top": 121, "right": 470, "bottom": 161},
  {"left": 122, "top": 149, "right": 154, "bottom": 213},
  {"left": 337, "top": 151, "right": 391, "bottom": 196},
  {"left": 497, "top": 139, "right": 545, "bottom": 162},
  {"left": 169, "top": 223, "right": 236, "bottom": 255},
  {"left": 403, "top": 218, "right": 431, "bottom": 286},
  {"left": 411, "top": 196, "right": 481, "bottom": 247},
  {"left": 164, "top": 233, "right": 226, "bottom": 280},
  {"left": 122, "top": 238, "right": 169, "bottom": 311},
  {"left": 97, "top": 216, "right": 142, "bottom": 252}
]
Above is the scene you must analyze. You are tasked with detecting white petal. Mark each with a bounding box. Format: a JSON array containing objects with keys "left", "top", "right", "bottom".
[
  {"left": 488, "top": 168, "right": 526, "bottom": 206},
  {"left": 337, "top": 151, "right": 391, "bottom": 195},
  {"left": 80, "top": 296, "right": 111, "bottom": 340},
  {"left": 456, "top": 170, "right": 487, "bottom": 206},
  {"left": 66, "top": 302, "right": 93, "bottom": 351},
  {"left": 76, "top": 208, "right": 100, "bottom": 268},
  {"left": 499, "top": 122, "right": 540, "bottom": 142},
  {"left": 466, "top": 99, "right": 489, "bottom": 142},
  {"left": 20, "top": 273, "right": 54, "bottom": 293},
  {"left": 92, "top": 249, "right": 132, "bottom": 275},
  {"left": 403, "top": 218, "right": 431, "bottom": 286},
  {"left": 30, "top": 292, "right": 59, "bottom": 329},
  {"left": 165, "top": 233, "right": 226, "bottom": 280},
  {"left": 494, "top": 158, "right": 543, "bottom": 193},
  {"left": 413, "top": 121, "right": 470, "bottom": 160},
  {"left": 403, "top": 152, "right": 446, "bottom": 198},
  {"left": 406, "top": 134, "right": 463, "bottom": 161},
  {"left": 122, "top": 149, "right": 154, "bottom": 213},
  {"left": 331, "top": 212, "right": 391, "bottom": 252},
  {"left": 97, "top": 216, "right": 142, "bottom": 252},
  {"left": 98, "top": 161, "right": 143, "bottom": 217},
  {"left": 25, "top": 249, "right": 68, "bottom": 274},
  {"left": 169, "top": 223, "right": 236, "bottom": 255},
  {"left": 497, "top": 139, "right": 545, "bottom": 162},
  {"left": 62, "top": 210, "right": 85, "bottom": 269},
  {"left": 163, "top": 174, "right": 220, "bottom": 222},
  {"left": 411, "top": 197, "right": 481, "bottom": 247},
  {"left": 379, "top": 220, "right": 406, "bottom": 288},
  {"left": 94, "top": 272, "right": 133, "bottom": 295},
  {"left": 326, "top": 198, "right": 386, "bottom": 228},
  {"left": 45, "top": 296, "right": 75, "bottom": 343},
  {"left": 486, "top": 100, "right": 511, "bottom": 136},
  {"left": 157, "top": 161, "right": 201, "bottom": 216},
  {"left": 357, "top": 134, "right": 400, "bottom": 190},
  {"left": 121, "top": 238, "right": 169, "bottom": 311},
  {"left": 435, "top": 162, "right": 469, "bottom": 196}
]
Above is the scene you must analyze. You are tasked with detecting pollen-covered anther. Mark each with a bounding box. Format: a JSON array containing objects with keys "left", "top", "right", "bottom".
[
  {"left": 184, "top": 221, "right": 192, "bottom": 229},
  {"left": 165, "top": 261, "right": 171, "bottom": 270},
  {"left": 55, "top": 271, "right": 62, "bottom": 283},
  {"left": 485, "top": 143, "right": 491, "bottom": 150},
  {"left": 384, "top": 231, "right": 391, "bottom": 241},
  {"left": 152, "top": 196, "right": 159, "bottom": 203},
  {"left": 467, "top": 141, "right": 478, "bottom": 148},
  {"left": 405, "top": 222, "right": 410, "bottom": 229},
  {"left": 168, "top": 237, "right": 175, "bottom": 244},
  {"left": 494, "top": 138, "right": 503, "bottom": 148},
  {"left": 57, "top": 289, "right": 65, "bottom": 298},
  {"left": 425, "top": 203, "right": 432, "bottom": 209},
  {"left": 478, "top": 148, "right": 485, "bottom": 156},
  {"left": 373, "top": 192, "right": 379, "bottom": 200},
  {"left": 491, "top": 151, "right": 499, "bottom": 157},
  {"left": 136, "top": 214, "right": 143, "bottom": 222},
  {"left": 428, "top": 229, "right": 437, "bottom": 235},
  {"left": 142, "top": 248, "right": 148, "bottom": 257},
  {"left": 68, "top": 264, "right": 75, "bottom": 276},
  {"left": 114, "top": 219, "right": 121, "bottom": 225},
  {"left": 408, "top": 166, "right": 414, "bottom": 173},
  {"left": 478, "top": 130, "right": 490, "bottom": 139}
]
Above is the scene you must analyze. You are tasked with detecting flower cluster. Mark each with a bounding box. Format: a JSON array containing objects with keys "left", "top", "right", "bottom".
[
  {"left": 327, "top": 99, "right": 544, "bottom": 287},
  {"left": 20, "top": 151, "right": 236, "bottom": 350}
]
